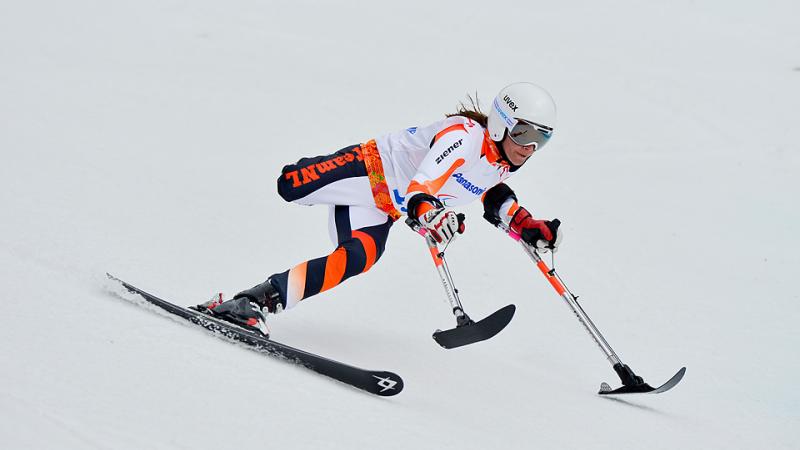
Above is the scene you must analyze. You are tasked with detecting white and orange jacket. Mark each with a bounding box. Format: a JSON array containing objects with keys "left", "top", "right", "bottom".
[{"left": 373, "top": 115, "right": 521, "bottom": 222}]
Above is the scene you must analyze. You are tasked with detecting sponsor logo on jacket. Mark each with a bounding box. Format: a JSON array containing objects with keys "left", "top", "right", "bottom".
[
  {"left": 437, "top": 193, "right": 456, "bottom": 206},
  {"left": 435, "top": 139, "right": 463, "bottom": 164},
  {"left": 452, "top": 173, "right": 486, "bottom": 195},
  {"left": 392, "top": 189, "right": 408, "bottom": 212}
]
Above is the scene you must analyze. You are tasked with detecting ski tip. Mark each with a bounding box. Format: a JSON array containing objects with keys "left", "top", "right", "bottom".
[
  {"left": 667, "top": 366, "right": 687, "bottom": 387},
  {"left": 106, "top": 273, "right": 123, "bottom": 283},
  {"left": 493, "top": 304, "right": 516, "bottom": 321},
  {"left": 106, "top": 273, "right": 131, "bottom": 290}
]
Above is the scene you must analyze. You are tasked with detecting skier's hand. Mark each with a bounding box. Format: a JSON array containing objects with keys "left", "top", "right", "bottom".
[
  {"left": 419, "top": 206, "right": 465, "bottom": 245},
  {"left": 510, "top": 207, "right": 563, "bottom": 252}
]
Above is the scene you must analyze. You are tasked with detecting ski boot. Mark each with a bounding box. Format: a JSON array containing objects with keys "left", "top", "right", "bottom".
[{"left": 195, "top": 279, "right": 284, "bottom": 336}]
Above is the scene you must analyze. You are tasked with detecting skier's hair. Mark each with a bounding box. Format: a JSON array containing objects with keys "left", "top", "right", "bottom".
[{"left": 446, "top": 93, "right": 488, "bottom": 128}]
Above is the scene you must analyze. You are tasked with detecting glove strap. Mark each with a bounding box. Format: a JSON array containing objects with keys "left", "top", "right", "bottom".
[
  {"left": 407, "top": 193, "right": 444, "bottom": 223},
  {"left": 509, "top": 207, "right": 532, "bottom": 235}
]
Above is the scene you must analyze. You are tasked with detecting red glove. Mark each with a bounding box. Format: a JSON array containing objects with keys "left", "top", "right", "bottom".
[{"left": 510, "top": 207, "right": 562, "bottom": 251}]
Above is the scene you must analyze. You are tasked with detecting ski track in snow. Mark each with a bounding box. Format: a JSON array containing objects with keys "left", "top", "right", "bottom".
[{"left": 1, "top": 0, "right": 799, "bottom": 449}]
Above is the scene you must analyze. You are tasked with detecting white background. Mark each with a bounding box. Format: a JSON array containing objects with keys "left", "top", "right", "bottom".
[{"left": 1, "top": 0, "right": 798, "bottom": 448}]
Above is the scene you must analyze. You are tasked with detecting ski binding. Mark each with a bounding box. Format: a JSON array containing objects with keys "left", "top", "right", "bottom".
[{"left": 598, "top": 366, "right": 686, "bottom": 396}]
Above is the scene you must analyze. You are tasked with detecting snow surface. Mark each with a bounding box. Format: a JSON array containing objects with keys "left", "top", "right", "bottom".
[{"left": 2, "top": 0, "right": 799, "bottom": 448}]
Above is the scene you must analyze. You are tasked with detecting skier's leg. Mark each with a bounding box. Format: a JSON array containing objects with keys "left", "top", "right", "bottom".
[
  {"left": 213, "top": 144, "right": 395, "bottom": 325},
  {"left": 248, "top": 205, "right": 393, "bottom": 310},
  {"left": 277, "top": 145, "right": 373, "bottom": 207}
]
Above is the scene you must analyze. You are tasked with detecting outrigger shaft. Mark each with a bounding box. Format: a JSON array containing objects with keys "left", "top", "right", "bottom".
[
  {"left": 497, "top": 222, "right": 685, "bottom": 395},
  {"left": 407, "top": 217, "right": 515, "bottom": 349}
]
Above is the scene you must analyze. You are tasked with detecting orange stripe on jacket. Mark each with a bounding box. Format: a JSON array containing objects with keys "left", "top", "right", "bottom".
[
  {"left": 481, "top": 130, "right": 504, "bottom": 165},
  {"left": 414, "top": 201, "right": 435, "bottom": 218},
  {"left": 432, "top": 123, "right": 467, "bottom": 145},
  {"left": 351, "top": 231, "right": 377, "bottom": 273},
  {"left": 321, "top": 247, "right": 347, "bottom": 292},
  {"left": 406, "top": 158, "right": 465, "bottom": 197}
]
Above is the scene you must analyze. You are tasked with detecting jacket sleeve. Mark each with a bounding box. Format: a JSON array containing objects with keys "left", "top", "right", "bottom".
[
  {"left": 482, "top": 182, "right": 520, "bottom": 226},
  {"left": 404, "top": 122, "right": 480, "bottom": 216}
]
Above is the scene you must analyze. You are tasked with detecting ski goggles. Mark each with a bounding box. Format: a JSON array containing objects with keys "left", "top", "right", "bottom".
[{"left": 508, "top": 119, "right": 553, "bottom": 149}]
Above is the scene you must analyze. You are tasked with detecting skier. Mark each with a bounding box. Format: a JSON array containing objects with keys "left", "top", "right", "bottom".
[{"left": 197, "top": 82, "right": 563, "bottom": 335}]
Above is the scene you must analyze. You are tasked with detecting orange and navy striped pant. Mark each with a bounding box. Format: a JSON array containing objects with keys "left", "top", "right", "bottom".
[{"left": 268, "top": 145, "right": 394, "bottom": 309}]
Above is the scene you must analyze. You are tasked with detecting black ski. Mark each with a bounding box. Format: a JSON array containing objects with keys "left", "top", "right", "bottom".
[
  {"left": 432, "top": 304, "right": 516, "bottom": 349},
  {"left": 106, "top": 274, "right": 403, "bottom": 397},
  {"left": 598, "top": 367, "right": 686, "bottom": 396}
]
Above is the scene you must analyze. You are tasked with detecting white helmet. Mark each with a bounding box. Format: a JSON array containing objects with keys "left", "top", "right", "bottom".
[{"left": 487, "top": 82, "right": 557, "bottom": 150}]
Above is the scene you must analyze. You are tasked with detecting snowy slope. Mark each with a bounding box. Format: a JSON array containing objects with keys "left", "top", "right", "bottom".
[{"left": 1, "top": 0, "right": 798, "bottom": 448}]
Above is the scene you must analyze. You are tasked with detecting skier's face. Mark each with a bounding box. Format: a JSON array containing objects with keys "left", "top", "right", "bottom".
[{"left": 502, "top": 135, "right": 536, "bottom": 166}]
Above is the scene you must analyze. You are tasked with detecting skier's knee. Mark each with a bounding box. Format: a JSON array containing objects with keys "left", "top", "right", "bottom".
[
  {"left": 336, "top": 240, "right": 367, "bottom": 275},
  {"left": 349, "top": 230, "right": 390, "bottom": 274},
  {"left": 276, "top": 164, "right": 300, "bottom": 202}
]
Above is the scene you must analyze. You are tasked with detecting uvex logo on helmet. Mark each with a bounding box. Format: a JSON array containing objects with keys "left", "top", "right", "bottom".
[{"left": 503, "top": 95, "right": 519, "bottom": 112}]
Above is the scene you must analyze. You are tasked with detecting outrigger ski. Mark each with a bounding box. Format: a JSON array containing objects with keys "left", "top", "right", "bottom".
[
  {"left": 433, "top": 304, "right": 516, "bottom": 349},
  {"left": 599, "top": 366, "right": 686, "bottom": 396},
  {"left": 106, "top": 274, "right": 403, "bottom": 397}
]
